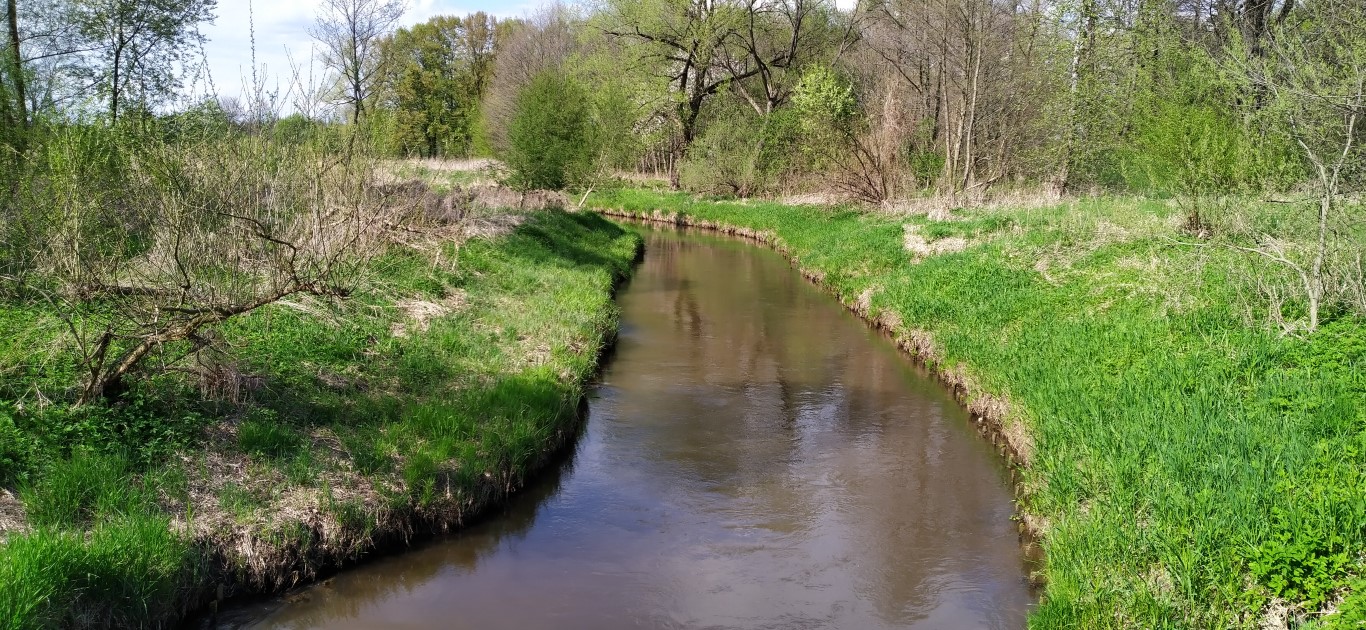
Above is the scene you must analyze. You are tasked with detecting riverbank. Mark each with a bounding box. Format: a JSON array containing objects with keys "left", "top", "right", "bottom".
[
  {"left": 590, "top": 189, "right": 1366, "bottom": 629},
  {"left": 0, "top": 210, "right": 641, "bottom": 629}
]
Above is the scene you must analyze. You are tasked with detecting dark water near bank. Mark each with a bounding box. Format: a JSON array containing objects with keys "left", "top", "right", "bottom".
[{"left": 213, "top": 226, "right": 1033, "bottom": 629}]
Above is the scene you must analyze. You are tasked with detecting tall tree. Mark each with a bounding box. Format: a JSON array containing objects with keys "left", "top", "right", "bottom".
[
  {"left": 68, "top": 0, "right": 215, "bottom": 123},
  {"left": 311, "top": 0, "right": 406, "bottom": 125},
  {"left": 4, "top": 0, "right": 25, "bottom": 130},
  {"left": 379, "top": 12, "right": 498, "bottom": 157},
  {"left": 600, "top": 0, "right": 834, "bottom": 186},
  {"left": 482, "top": 5, "right": 574, "bottom": 156}
]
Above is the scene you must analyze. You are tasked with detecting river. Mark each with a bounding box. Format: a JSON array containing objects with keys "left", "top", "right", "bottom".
[{"left": 210, "top": 224, "right": 1034, "bottom": 629}]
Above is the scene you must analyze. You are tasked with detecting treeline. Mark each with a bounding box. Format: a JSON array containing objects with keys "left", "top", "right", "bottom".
[
  {"left": 307, "top": 0, "right": 1362, "bottom": 206},
  {"left": 2, "top": 0, "right": 1363, "bottom": 335},
  {"left": 349, "top": 0, "right": 1362, "bottom": 330},
  {"left": 7, "top": 1, "right": 1361, "bottom": 201}
]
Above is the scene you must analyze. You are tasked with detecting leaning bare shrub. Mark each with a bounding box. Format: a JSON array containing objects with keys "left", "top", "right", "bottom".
[{"left": 17, "top": 127, "right": 410, "bottom": 402}]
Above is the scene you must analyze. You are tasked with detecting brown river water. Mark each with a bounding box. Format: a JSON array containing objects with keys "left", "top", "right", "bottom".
[{"left": 209, "top": 225, "right": 1034, "bottom": 629}]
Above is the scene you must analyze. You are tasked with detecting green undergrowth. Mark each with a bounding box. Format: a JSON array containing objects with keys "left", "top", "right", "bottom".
[
  {"left": 590, "top": 188, "right": 1366, "bottom": 629},
  {"left": 0, "top": 210, "right": 640, "bottom": 629}
]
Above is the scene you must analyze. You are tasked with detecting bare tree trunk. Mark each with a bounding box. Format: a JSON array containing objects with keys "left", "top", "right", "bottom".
[
  {"left": 111, "top": 25, "right": 123, "bottom": 123},
  {"left": 1060, "top": 0, "right": 1098, "bottom": 191},
  {"left": 5, "top": 0, "right": 25, "bottom": 129},
  {"left": 962, "top": 32, "right": 982, "bottom": 190}
]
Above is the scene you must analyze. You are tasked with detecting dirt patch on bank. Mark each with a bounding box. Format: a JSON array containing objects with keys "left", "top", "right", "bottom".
[
  {"left": 0, "top": 488, "right": 26, "bottom": 539},
  {"left": 903, "top": 224, "right": 969, "bottom": 261}
]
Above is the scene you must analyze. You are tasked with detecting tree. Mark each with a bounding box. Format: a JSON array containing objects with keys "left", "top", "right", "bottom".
[
  {"left": 1235, "top": 0, "right": 1366, "bottom": 332},
  {"left": 311, "top": 0, "right": 406, "bottom": 125},
  {"left": 67, "top": 0, "right": 216, "bottom": 123},
  {"left": 599, "top": 0, "right": 836, "bottom": 187},
  {"left": 482, "top": 5, "right": 575, "bottom": 157},
  {"left": 862, "top": 0, "right": 1036, "bottom": 194},
  {"left": 4, "top": 0, "right": 25, "bottom": 131},
  {"left": 792, "top": 65, "right": 896, "bottom": 201},
  {"left": 378, "top": 12, "right": 498, "bottom": 157},
  {"left": 505, "top": 70, "right": 597, "bottom": 190}
]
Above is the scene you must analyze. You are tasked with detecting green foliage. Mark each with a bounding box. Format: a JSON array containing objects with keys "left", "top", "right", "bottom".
[
  {"left": 791, "top": 66, "right": 859, "bottom": 169},
  {"left": 1249, "top": 518, "right": 1351, "bottom": 610},
  {"left": 1324, "top": 580, "right": 1366, "bottom": 628},
  {"left": 0, "top": 516, "right": 197, "bottom": 630},
  {"left": 1118, "top": 44, "right": 1303, "bottom": 195},
  {"left": 793, "top": 66, "right": 857, "bottom": 132},
  {"left": 20, "top": 451, "right": 152, "bottom": 528},
  {"left": 377, "top": 14, "right": 498, "bottom": 158},
  {"left": 505, "top": 71, "right": 599, "bottom": 190},
  {"left": 0, "top": 404, "right": 33, "bottom": 485},
  {"left": 680, "top": 103, "right": 801, "bottom": 197},
  {"left": 273, "top": 113, "right": 326, "bottom": 146},
  {"left": 1249, "top": 434, "right": 1366, "bottom": 609}
]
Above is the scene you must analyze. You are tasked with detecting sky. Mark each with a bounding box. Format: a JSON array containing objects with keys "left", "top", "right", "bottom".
[
  {"left": 199, "top": 0, "right": 858, "bottom": 105},
  {"left": 199, "top": 0, "right": 536, "bottom": 105}
]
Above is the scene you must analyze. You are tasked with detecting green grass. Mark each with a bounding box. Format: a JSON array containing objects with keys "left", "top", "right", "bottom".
[
  {"left": 0, "top": 516, "right": 198, "bottom": 630},
  {"left": 0, "top": 209, "right": 640, "bottom": 629},
  {"left": 590, "top": 188, "right": 1366, "bottom": 629}
]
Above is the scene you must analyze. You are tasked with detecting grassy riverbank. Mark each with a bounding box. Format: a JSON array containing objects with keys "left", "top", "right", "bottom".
[
  {"left": 0, "top": 210, "right": 640, "bottom": 629},
  {"left": 591, "top": 188, "right": 1366, "bottom": 629}
]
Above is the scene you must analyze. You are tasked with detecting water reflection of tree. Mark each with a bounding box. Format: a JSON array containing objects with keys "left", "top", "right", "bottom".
[{"left": 621, "top": 229, "right": 1029, "bottom": 628}]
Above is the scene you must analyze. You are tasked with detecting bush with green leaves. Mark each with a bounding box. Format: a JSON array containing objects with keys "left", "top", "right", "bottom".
[
  {"left": 504, "top": 71, "right": 598, "bottom": 191},
  {"left": 679, "top": 102, "right": 800, "bottom": 198}
]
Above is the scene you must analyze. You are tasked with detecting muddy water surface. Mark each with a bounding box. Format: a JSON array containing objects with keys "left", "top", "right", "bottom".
[{"left": 214, "top": 226, "right": 1033, "bottom": 629}]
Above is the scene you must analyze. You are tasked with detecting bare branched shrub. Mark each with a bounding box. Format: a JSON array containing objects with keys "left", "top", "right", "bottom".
[
  {"left": 8, "top": 126, "right": 409, "bottom": 402},
  {"left": 793, "top": 66, "right": 907, "bottom": 203},
  {"left": 1225, "top": 0, "right": 1366, "bottom": 331}
]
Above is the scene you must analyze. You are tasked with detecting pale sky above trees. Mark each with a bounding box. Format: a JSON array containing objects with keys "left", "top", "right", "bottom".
[
  {"left": 200, "top": 0, "right": 856, "bottom": 104},
  {"left": 201, "top": 0, "right": 532, "bottom": 102}
]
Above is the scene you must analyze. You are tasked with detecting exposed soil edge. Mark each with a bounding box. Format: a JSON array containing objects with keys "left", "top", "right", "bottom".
[
  {"left": 595, "top": 206, "right": 1048, "bottom": 576},
  {"left": 183, "top": 236, "right": 645, "bottom": 626}
]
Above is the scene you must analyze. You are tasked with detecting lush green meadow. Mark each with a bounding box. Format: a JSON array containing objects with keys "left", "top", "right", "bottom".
[
  {"left": 0, "top": 210, "right": 640, "bottom": 629},
  {"left": 590, "top": 188, "right": 1366, "bottom": 629}
]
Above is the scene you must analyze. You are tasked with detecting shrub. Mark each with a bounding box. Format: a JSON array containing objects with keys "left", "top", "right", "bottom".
[
  {"left": 505, "top": 71, "right": 598, "bottom": 191},
  {"left": 680, "top": 104, "right": 800, "bottom": 198}
]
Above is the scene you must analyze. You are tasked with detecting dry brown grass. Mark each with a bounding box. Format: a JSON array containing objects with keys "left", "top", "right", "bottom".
[
  {"left": 903, "top": 224, "right": 969, "bottom": 260},
  {"left": 882, "top": 187, "right": 1067, "bottom": 218},
  {"left": 391, "top": 291, "right": 468, "bottom": 338}
]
